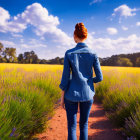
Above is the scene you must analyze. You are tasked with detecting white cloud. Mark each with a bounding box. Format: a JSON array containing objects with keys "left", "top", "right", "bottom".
[
  {"left": 0, "top": 39, "right": 47, "bottom": 48},
  {"left": 91, "top": 31, "right": 95, "bottom": 35},
  {"left": 89, "top": 0, "right": 102, "bottom": 5},
  {"left": 136, "top": 22, "right": 140, "bottom": 26},
  {"left": 121, "top": 26, "right": 128, "bottom": 31},
  {"left": 0, "top": 7, "right": 10, "bottom": 27},
  {"left": 0, "top": 7, "right": 26, "bottom": 33},
  {"left": 0, "top": 3, "right": 73, "bottom": 46},
  {"left": 11, "top": 33, "right": 23, "bottom": 38},
  {"left": 112, "top": 4, "right": 139, "bottom": 23},
  {"left": 20, "top": 39, "right": 24, "bottom": 43},
  {"left": 0, "top": 40, "right": 16, "bottom": 47},
  {"left": 20, "top": 38, "right": 47, "bottom": 48},
  {"left": 107, "top": 27, "right": 118, "bottom": 35},
  {"left": 85, "top": 33, "right": 140, "bottom": 58}
]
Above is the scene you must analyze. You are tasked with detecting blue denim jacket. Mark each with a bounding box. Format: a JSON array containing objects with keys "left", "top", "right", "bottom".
[{"left": 59, "top": 42, "right": 103, "bottom": 102}]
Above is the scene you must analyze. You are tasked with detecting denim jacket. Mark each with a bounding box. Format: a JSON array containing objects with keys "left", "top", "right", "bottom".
[{"left": 59, "top": 42, "right": 103, "bottom": 102}]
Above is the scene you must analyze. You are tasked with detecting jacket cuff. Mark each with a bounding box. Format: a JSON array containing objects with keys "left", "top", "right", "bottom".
[
  {"left": 92, "top": 76, "right": 103, "bottom": 83},
  {"left": 59, "top": 84, "right": 65, "bottom": 91}
]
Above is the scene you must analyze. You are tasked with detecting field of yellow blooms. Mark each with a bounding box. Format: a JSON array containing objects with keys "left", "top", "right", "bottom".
[
  {"left": 0, "top": 63, "right": 139, "bottom": 139},
  {"left": 95, "top": 66, "right": 140, "bottom": 140},
  {"left": 0, "top": 63, "right": 62, "bottom": 139}
]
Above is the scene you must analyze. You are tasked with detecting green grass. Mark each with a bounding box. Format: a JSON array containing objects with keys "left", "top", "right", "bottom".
[
  {"left": 0, "top": 64, "right": 140, "bottom": 139},
  {"left": 95, "top": 66, "right": 140, "bottom": 139},
  {"left": 0, "top": 64, "right": 62, "bottom": 139}
]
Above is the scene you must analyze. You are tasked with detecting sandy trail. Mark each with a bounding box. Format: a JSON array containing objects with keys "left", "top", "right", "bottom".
[{"left": 34, "top": 98, "right": 126, "bottom": 140}]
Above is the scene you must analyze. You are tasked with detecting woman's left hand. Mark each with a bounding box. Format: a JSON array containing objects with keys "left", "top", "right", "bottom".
[{"left": 61, "top": 90, "right": 65, "bottom": 110}]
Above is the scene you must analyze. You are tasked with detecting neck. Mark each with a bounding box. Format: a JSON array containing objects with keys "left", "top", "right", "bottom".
[
  {"left": 76, "top": 40, "right": 85, "bottom": 43},
  {"left": 77, "top": 41, "right": 84, "bottom": 43}
]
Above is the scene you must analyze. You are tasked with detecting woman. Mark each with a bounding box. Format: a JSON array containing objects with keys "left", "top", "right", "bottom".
[{"left": 59, "top": 22, "right": 103, "bottom": 140}]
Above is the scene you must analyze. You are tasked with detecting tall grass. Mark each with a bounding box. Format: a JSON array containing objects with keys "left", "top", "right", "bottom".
[
  {"left": 0, "top": 63, "right": 140, "bottom": 139},
  {"left": 95, "top": 66, "right": 140, "bottom": 139},
  {"left": 0, "top": 63, "right": 62, "bottom": 139}
]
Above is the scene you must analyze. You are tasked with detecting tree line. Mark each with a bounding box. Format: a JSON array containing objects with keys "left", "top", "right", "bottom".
[
  {"left": 0, "top": 42, "right": 140, "bottom": 67},
  {"left": 99, "top": 52, "right": 140, "bottom": 67}
]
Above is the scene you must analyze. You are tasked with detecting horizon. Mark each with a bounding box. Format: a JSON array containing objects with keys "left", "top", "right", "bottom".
[
  {"left": 0, "top": 0, "right": 140, "bottom": 59},
  {"left": 46, "top": 51, "right": 140, "bottom": 60}
]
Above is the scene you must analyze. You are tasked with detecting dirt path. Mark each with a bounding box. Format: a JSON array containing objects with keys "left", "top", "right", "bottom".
[{"left": 33, "top": 98, "right": 126, "bottom": 140}]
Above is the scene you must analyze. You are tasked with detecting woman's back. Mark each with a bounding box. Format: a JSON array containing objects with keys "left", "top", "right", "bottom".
[{"left": 59, "top": 42, "right": 103, "bottom": 102}]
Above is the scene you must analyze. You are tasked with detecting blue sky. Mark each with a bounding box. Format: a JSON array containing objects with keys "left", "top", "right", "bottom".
[{"left": 0, "top": 0, "right": 140, "bottom": 59}]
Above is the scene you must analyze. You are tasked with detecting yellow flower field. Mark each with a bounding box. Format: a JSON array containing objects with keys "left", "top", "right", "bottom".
[{"left": 0, "top": 63, "right": 139, "bottom": 139}]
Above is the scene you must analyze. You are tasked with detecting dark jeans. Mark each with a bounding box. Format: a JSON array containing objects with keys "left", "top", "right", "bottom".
[{"left": 64, "top": 97, "right": 94, "bottom": 140}]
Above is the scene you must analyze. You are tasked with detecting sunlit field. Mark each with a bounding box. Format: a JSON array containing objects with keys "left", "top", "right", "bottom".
[
  {"left": 0, "top": 63, "right": 62, "bottom": 139},
  {"left": 0, "top": 63, "right": 140, "bottom": 139},
  {"left": 95, "top": 66, "right": 140, "bottom": 140}
]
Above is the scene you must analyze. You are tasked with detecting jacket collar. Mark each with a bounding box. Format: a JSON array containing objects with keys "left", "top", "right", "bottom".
[{"left": 75, "top": 42, "right": 88, "bottom": 48}]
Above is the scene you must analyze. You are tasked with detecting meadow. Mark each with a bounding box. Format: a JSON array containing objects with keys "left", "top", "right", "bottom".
[
  {"left": 95, "top": 66, "right": 140, "bottom": 140},
  {"left": 0, "top": 63, "right": 62, "bottom": 139},
  {"left": 0, "top": 63, "right": 139, "bottom": 139}
]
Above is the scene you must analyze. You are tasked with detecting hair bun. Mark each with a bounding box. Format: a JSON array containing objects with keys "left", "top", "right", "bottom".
[
  {"left": 75, "top": 23, "right": 85, "bottom": 31},
  {"left": 74, "top": 22, "right": 88, "bottom": 39}
]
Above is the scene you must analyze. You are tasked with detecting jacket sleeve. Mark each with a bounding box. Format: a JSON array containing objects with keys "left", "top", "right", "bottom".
[
  {"left": 92, "top": 53, "right": 103, "bottom": 83},
  {"left": 59, "top": 51, "right": 71, "bottom": 91}
]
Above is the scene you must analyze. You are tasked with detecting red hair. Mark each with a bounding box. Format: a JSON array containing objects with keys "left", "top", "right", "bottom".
[{"left": 74, "top": 22, "right": 88, "bottom": 40}]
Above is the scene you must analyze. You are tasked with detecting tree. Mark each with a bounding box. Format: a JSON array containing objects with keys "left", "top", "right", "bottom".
[
  {"left": 18, "top": 53, "right": 24, "bottom": 63},
  {"left": 136, "top": 57, "right": 140, "bottom": 67},
  {"left": 40, "top": 59, "right": 47, "bottom": 64},
  {"left": 0, "top": 42, "right": 4, "bottom": 56},
  {"left": 55, "top": 57, "right": 60, "bottom": 64},
  {"left": 3, "top": 47, "right": 16, "bottom": 63},
  {"left": 22, "top": 50, "right": 39, "bottom": 64},
  {"left": 117, "top": 57, "right": 133, "bottom": 67},
  {"left": 13, "top": 57, "right": 18, "bottom": 63},
  {"left": 59, "top": 58, "right": 64, "bottom": 64}
]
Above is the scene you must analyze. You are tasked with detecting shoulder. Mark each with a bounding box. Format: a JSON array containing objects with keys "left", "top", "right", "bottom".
[
  {"left": 66, "top": 47, "right": 77, "bottom": 53},
  {"left": 82, "top": 46, "right": 98, "bottom": 58},
  {"left": 64, "top": 44, "right": 98, "bottom": 57},
  {"left": 87, "top": 47, "right": 96, "bottom": 54},
  {"left": 64, "top": 47, "right": 77, "bottom": 56},
  {"left": 84, "top": 47, "right": 100, "bottom": 61}
]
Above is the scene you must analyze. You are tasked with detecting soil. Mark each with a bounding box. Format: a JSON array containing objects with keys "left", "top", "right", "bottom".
[{"left": 33, "top": 97, "right": 126, "bottom": 140}]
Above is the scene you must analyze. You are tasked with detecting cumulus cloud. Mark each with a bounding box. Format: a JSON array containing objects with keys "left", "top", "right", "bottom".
[
  {"left": 107, "top": 27, "right": 118, "bottom": 35},
  {"left": 111, "top": 4, "right": 139, "bottom": 23},
  {"left": 136, "top": 22, "right": 140, "bottom": 26},
  {"left": 0, "top": 7, "right": 26, "bottom": 33},
  {"left": 0, "top": 3, "right": 73, "bottom": 46},
  {"left": 0, "top": 40, "right": 16, "bottom": 47},
  {"left": 91, "top": 31, "right": 95, "bottom": 35},
  {"left": 85, "top": 33, "right": 140, "bottom": 58},
  {"left": 121, "top": 26, "right": 128, "bottom": 31},
  {"left": 89, "top": 0, "right": 102, "bottom": 5},
  {"left": 0, "top": 38, "right": 47, "bottom": 49},
  {"left": 0, "top": 7, "right": 10, "bottom": 26},
  {"left": 21, "top": 38, "right": 47, "bottom": 48}
]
